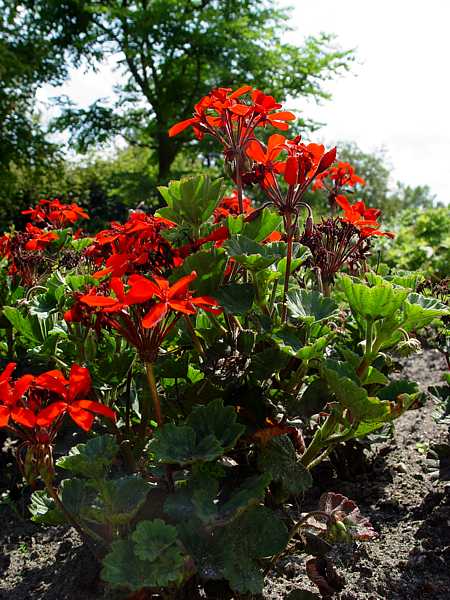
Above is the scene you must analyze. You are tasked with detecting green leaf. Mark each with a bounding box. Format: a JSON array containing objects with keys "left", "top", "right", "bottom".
[
  {"left": 273, "top": 328, "right": 329, "bottom": 361},
  {"left": 132, "top": 519, "right": 182, "bottom": 563},
  {"left": 362, "top": 366, "right": 389, "bottom": 386},
  {"left": 402, "top": 293, "right": 449, "bottom": 331},
  {"left": 298, "top": 379, "right": 331, "bottom": 417},
  {"left": 215, "top": 283, "right": 255, "bottom": 314},
  {"left": 93, "top": 476, "right": 150, "bottom": 525},
  {"left": 220, "top": 506, "right": 289, "bottom": 594},
  {"left": 101, "top": 535, "right": 185, "bottom": 591},
  {"left": 286, "top": 289, "right": 339, "bottom": 323},
  {"left": 242, "top": 208, "right": 282, "bottom": 242},
  {"left": 157, "top": 175, "right": 224, "bottom": 228},
  {"left": 223, "top": 235, "right": 284, "bottom": 271},
  {"left": 249, "top": 347, "right": 290, "bottom": 379},
  {"left": 175, "top": 249, "right": 227, "bottom": 296},
  {"left": 56, "top": 435, "right": 118, "bottom": 479},
  {"left": 186, "top": 399, "right": 245, "bottom": 451},
  {"left": 59, "top": 478, "right": 96, "bottom": 517},
  {"left": 220, "top": 474, "right": 271, "bottom": 521},
  {"left": 2, "top": 306, "right": 41, "bottom": 343},
  {"left": 151, "top": 424, "right": 223, "bottom": 465},
  {"left": 322, "top": 361, "right": 390, "bottom": 422},
  {"left": 377, "top": 380, "right": 421, "bottom": 412},
  {"left": 340, "top": 275, "right": 409, "bottom": 320},
  {"left": 29, "top": 490, "right": 63, "bottom": 525},
  {"left": 257, "top": 435, "right": 312, "bottom": 499}
]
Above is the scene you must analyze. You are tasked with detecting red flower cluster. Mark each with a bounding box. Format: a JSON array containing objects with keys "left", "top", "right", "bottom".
[
  {"left": 214, "top": 190, "right": 254, "bottom": 222},
  {"left": 86, "top": 211, "right": 181, "bottom": 279},
  {"left": 22, "top": 199, "right": 89, "bottom": 229},
  {"left": 337, "top": 196, "right": 394, "bottom": 239},
  {"left": 245, "top": 133, "right": 336, "bottom": 221},
  {"left": 312, "top": 161, "right": 365, "bottom": 212},
  {"left": 0, "top": 363, "right": 115, "bottom": 433},
  {"left": 168, "top": 86, "right": 295, "bottom": 212},
  {"left": 312, "top": 162, "right": 365, "bottom": 193},
  {"left": 0, "top": 199, "right": 89, "bottom": 286},
  {"left": 169, "top": 86, "right": 295, "bottom": 141},
  {"left": 0, "top": 227, "right": 59, "bottom": 286},
  {"left": 66, "top": 271, "right": 221, "bottom": 362}
]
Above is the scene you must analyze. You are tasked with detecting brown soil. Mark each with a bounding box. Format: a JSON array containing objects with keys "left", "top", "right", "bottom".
[{"left": 1, "top": 349, "right": 449, "bottom": 600}]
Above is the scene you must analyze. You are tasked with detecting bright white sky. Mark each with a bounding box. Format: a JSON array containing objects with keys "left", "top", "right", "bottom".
[{"left": 38, "top": 0, "right": 450, "bottom": 203}]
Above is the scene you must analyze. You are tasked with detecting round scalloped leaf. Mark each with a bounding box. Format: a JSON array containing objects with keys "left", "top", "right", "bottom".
[
  {"left": 132, "top": 519, "right": 181, "bottom": 562},
  {"left": 29, "top": 490, "right": 63, "bottom": 525},
  {"left": 186, "top": 399, "right": 245, "bottom": 452},
  {"left": 402, "top": 293, "right": 449, "bottom": 330},
  {"left": 322, "top": 361, "right": 390, "bottom": 422},
  {"left": 340, "top": 275, "right": 409, "bottom": 320},
  {"left": 223, "top": 235, "right": 283, "bottom": 271},
  {"left": 219, "top": 506, "right": 289, "bottom": 594},
  {"left": 215, "top": 283, "right": 255, "bottom": 314},
  {"left": 101, "top": 537, "right": 185, "bottom": 590},
  {"left": 151, "top": 424, "right": 224, "bottom": 465},
  {"left": 56, "top": 435, "right": 118, "bottom": 479},
  {"left": 287, "top": 289, "right": 339, "bottom": 323},
  {"left": 257, "top": 435, "right": 312, "bottom": 498},
  {"left": 89, "top": 476, "right": 151, "bottom": 525}
]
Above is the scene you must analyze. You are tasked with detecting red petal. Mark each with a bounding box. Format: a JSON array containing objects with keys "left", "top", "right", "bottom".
[
  {"left": 11, "top": 407, "right": 36, "bottom": 428},
  {"left": 80, "top": 294, "right": 119, "bottom": 307},
  {"left": 229, "top": 104, "right": 251, "bottom": 116},
  {"left": 110, "top": 277, "right": 126, "bottom": 302},
  {"left": 168, "top": 118, "right": 198, "bottom": 137},
  {"left": 336, "top": 195, "right": 351, "bottom": 212},
  {"left": 0, "top": 406, "right": 10, "bottom": 427},
  {"left": 246, "top": 140, "right": 266, "bottom": 163},
  {"left": 168, "top": 272, "right": 197, "bottom": 299},
  {"left": 269, "top": 121, "right": 289, "bottom": 131},
  {"left": 36, "top": 402, "right": 68, "bottom": 426},
  {"left": 229, "top": 85, "right": 252, "bottom": 99},
  {"left": 268, "top": 111, "right": 295, "bottom": 122},
  {"left": 317, "top": 147, "right": 337, "bottom": 174},
  {"left": 167, "top": 300, "right": 197, "bottom": 315},
  {"left": 142, "top": 302, "right": 168, "bottom": 329},
  {"left": 67, "top": 406, "right": 95, "bottom": 432},
  {"left": 14, "top": 375, "right": 34, "bottom": 399},
  {"left": 126, "top": 275, "right": 161, "bottom": 304},
  {"left": 284, "top": 156, "right": 299, "bottom": 186},
  {"left": 267, "top": 133, "right": 286, "bottom": 157},
  {"left": 69, "top": 365, "right": 91, "bottom": 401},
  {"left": 74, "top": 400, "right": 116, "bottom": 421},
  {"left": 0, "top": 363, "right": 16, "bottom": 382}
]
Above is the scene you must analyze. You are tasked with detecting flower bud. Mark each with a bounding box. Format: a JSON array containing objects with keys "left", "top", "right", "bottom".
[{"left": 397, "top": 337, "right": 421, "bottom": 357}]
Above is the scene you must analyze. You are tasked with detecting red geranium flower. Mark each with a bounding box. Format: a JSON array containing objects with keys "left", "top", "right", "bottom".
[
  {"left": 35, "top": 365, "right": 116, "bottom": 432},
  {"left": 0, "top": 363, "right": 35, "bottom": 428},
  {"left": 22, "top": 199, "right": 89, "bottom": 228}
]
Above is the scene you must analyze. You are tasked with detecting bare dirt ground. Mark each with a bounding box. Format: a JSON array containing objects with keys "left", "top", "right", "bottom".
[{"left": 1, "top": 349, "right": 448, "bottom": 600}]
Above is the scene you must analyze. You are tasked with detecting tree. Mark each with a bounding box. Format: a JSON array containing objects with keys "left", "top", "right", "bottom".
[
  {"left": 0, "top": 1, "right": 75, "bottom": 224},
  {"left": 19, "top": 0, "right": 353, "bottom": 182}
]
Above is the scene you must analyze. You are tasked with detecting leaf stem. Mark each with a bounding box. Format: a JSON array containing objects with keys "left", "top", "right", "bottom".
[{"left": 144, "top": 362, "right": 163, "bottom": 427}]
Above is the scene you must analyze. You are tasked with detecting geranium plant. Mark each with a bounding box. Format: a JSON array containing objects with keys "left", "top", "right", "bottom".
[{"left": 0, "top": 84, "right": 448, "bottom": 598}]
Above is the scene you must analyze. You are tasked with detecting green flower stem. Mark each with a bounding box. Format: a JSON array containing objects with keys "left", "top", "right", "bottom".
[
  {"left": 45, "top": 482, "right": 104, "bottom": 558},
  {"left": 281, "top": 214, "right": 294, "bottom": 322},
  {"left": 356, "top": 318, "right": 374, "bottom": 379},
  {"left": 268, "top": 279, "right": 279, "bottom": 315},
  {"left": 301, "top": 413, "right": 338, "bottom": 468},
  {"left": 144, "top": 362, "right": 163, "bottom": 427},
  {"left": 184, "top": 315, "right": 205, "bottom": 357},
  {"left": 285, "top": 360, "right": 309, "bottom": 394},
  {"left": 235, "top": 161, "right": 244, "bottom": 215}
]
